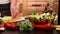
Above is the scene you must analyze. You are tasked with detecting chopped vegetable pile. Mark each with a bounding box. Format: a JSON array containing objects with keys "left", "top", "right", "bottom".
[
  {"left": 28, "top": 12, "right": 58, "bottom": 24},
  {"left": 19, "top": 21, "right": 32, "bottom": 31}
]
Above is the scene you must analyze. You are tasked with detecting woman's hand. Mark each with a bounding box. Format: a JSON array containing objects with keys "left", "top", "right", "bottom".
[{"left": 11, "top": 0, "right": 19, "bottom": 17}]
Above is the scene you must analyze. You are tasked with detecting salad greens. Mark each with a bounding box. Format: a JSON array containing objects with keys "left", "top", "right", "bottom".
[
  {"left": 28, "top": 12, "right": 58, "bottom": 23},
  {"left": 0, "top": 19, "right": 4, "bottom": 24},
  {"left": 28, "top": 13, "right": 40, "bottom": 20},
  {"left": 19, "top": 21, "right": 32, "bottom": 31}
]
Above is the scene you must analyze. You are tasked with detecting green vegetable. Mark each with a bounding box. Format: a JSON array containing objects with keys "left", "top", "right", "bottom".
[
  {"left": 19, "top": 21, "right": 32, "bottom": 31},
  {"left": 34, "top": 13, "right": 40, "bottom": 20},
  {"left": 28, "top": 12, "right": 37, "bottom": 15},
  {"left": 52, "top": 25, "right": 56, "bottom": 28},
  {"left": 28, "top": 13, "right": 40, "bottom": 20},
  {"left": 0, "top": 19, "right": 4, "bottom": 24}
]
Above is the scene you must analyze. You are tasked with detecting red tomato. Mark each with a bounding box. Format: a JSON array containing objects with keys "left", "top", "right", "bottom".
[
  {"left": 10, "top": 24, "right": 15, "bottom": 28},
  {"left": 15, "top": 24, "right": 19, "bottom": 28},
  {"left": 5, "top": 22, "right": 19, "bottom": 29},
  {"left": 5, "top": 23, "right": 11, "bottom": 28},
  {"left": 0, "top": 24, "right": 4, "bottom": 28},
  {"left": 40, "top": 19, "right": 47, "bottom": 24}
]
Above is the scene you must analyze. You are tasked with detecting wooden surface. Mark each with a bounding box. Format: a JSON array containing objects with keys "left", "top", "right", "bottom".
[
  {"left": 21, "top": 0, "right": 58, "bottom": 16},
  {"left": 1, "top": 16, "right": 25, "bottom": 23},
  {"left": 10, "top": 0, "right": 58, "bottom": 16},
  {"left": 0, "top": 29, "right": 60, "bottom": 34}
]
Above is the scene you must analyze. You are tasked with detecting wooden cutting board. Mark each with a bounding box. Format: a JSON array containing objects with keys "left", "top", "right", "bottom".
[
  {"left": 10, "top": 17, "right": 25, "bottom": 22},
  {"left": 56, "top": 28, "right": 60, "bottom": 30},
  {"left": 2, "top": 16, "right": 25, "bottom": 23},
  {"left": 52, "top": 25, "right": 60, "bottom": 30}
]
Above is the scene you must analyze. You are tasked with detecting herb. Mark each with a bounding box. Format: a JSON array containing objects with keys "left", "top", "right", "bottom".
[{"left": 0, "top": 19, "right": 4, "bottom": 24}]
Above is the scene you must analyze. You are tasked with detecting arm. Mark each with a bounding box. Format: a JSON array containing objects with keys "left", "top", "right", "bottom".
[{"left": 11, "top": 0, "right": 20, "bottom": 17}]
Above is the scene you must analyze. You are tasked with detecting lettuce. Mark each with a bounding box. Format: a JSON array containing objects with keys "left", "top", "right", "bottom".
[{"left": 19, "top": 21, "right": 32, "bottom": 31}]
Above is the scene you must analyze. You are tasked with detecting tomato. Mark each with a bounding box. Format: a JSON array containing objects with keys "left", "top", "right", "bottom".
[
  {"left": 5, "top": 22, "right": 19, "bottom": 29},
  {"left": 5, "top": 23, "right": 11, "bottom": 28},
  {"left": 15, "top": 24, "right": 19, "bottom": 28},
  {"left": 0, "top": 24, "right": 4, "bottom": 28},
  {"left": 11, "top": 24, "right": 15, "bottom": 28},
  {"left": 40, "top": 19, "right": 47, "bottom": 24}
]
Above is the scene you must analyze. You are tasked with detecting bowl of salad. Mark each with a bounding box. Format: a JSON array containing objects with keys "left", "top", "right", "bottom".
[
  {"left": 28, "top": 12, "right": 58, "bottom": 30},
  {"left": 28, "top": 12, "right": 58, "bottom": 24}
]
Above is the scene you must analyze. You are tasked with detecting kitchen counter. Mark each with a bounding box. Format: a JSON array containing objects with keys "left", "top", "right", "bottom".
[{"left": 0, "top": 29, "right": 60, "bottom": 34}]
